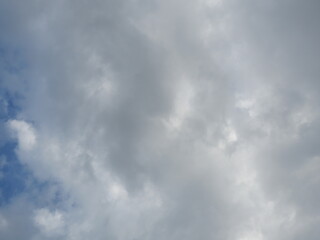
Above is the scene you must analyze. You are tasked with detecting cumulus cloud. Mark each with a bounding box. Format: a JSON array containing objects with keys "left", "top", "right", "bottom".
[
  {"left": 8, "top": 120, "right": 36, "bottom": 151},
  {"left": 33, "top": 208, "right": 65, "bottom": 237},
  {"left": 0, "top": 0, "right": 320, "bottom": 240}
]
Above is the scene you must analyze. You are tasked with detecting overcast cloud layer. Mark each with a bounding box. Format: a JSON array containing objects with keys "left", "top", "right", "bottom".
[{"left": 1, "top": 0, "right": 320, "bottom": 239}]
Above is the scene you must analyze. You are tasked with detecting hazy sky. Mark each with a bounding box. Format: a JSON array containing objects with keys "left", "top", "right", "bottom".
[{"left": 1, "top": 0, "right": 320, "bottom": 239}]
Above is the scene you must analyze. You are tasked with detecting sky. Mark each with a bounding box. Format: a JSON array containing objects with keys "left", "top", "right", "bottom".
[{"left": 0, "top": 0, "right": 320, "bottom": 239}]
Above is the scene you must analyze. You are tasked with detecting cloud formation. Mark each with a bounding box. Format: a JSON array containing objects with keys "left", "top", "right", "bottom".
[{"left": 1, "top": 0, "right": 320, "bottom": 239}]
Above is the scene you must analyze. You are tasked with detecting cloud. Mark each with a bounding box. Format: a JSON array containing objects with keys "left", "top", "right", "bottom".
[
  {"left": 7, "top": 120, "right": 36, "bottom": 151},
  {"left": 33, "top": 208, "right": 65, "bottom": 237},
  {"left": 0, "top": 0, "right": 320, "bottom": 240}
]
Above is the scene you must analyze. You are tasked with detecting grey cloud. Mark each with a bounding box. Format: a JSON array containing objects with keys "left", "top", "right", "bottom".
[
  {"left": 222, "top": 0, "right": 320, "bottom": 239},
  {"left": 1, "top": 0, "right": 320, "bottom": 240}
]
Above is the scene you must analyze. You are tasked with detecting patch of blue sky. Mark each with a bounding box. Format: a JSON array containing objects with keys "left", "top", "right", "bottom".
[
  {"left": 0, "top": 93, "right": 29, "bottom": 205},
  {"left": 0, "top": 141, "right": 28, "bottom": 205},
  {"left": 0, "top": 47, "right": 63, "bottom": 208}
]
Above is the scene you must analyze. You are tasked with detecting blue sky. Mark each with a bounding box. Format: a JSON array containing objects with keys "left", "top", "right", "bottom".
[{"left": 0, "top": 82, "right": 26, "bottom": 205}]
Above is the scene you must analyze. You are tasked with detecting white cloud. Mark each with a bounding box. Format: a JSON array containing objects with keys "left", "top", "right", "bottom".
[
  {"left": 34, "top": 208, "right": 65, "bottom": 236},
  {"left": 7, "top": 120, "right": 37, "bottom": 151}
]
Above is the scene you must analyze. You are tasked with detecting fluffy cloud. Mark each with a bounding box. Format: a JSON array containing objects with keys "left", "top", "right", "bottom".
[
  {"left": 33, "top": 208, "right": 65, "bottom": 237},
  {"left": 8, "top": 120, "right": 36, "bottom": 151},
  {"left": 0, "top": 0, "right": 320, "bottom": 239}
]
